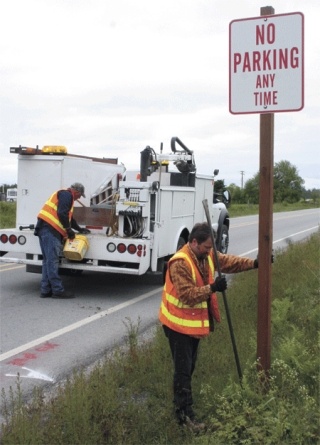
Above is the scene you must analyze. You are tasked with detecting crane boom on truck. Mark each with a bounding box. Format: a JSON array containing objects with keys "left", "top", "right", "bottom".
[{"left": 0, "top": 137, "right": 230, "bottom": 276}]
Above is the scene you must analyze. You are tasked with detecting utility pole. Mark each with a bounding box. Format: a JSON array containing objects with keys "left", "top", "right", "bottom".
[{"left": 240, "top": 171, "right": 245, "bottom": 189}]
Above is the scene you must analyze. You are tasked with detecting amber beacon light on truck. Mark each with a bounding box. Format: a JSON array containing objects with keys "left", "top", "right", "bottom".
[{"left": 10, "top": 145, "right": 68, "bottom": 155}]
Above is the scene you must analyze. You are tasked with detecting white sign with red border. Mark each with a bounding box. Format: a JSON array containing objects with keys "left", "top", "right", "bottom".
[{"left": 229, "top": 12, "right": 304, "bottom": 114}]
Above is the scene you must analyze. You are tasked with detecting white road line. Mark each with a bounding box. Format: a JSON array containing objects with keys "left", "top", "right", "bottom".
[
  {"left": 272, "top": 226, "right": 319, "bottom": 243},
  {"left": 239, "top": 226, "right": 318, "bottom": 257},
  {"left": 0, "top": 287, "right": 162, "bottom": 363},
  {"left": 232, "top": 209, "right": 319, "bottom": 229}
]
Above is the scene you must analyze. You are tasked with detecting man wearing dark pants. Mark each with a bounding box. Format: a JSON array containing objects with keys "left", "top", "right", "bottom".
[
  {"left": 159, "top": 222, "right": 259, "bottom": 431},
  {"left": 162, "top": 325, "right": 200, "bottom": 422}
]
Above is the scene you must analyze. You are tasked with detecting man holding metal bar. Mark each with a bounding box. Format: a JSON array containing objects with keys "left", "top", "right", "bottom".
[{"left": 159, "top": 222, "right": 258, "bottom": 432}]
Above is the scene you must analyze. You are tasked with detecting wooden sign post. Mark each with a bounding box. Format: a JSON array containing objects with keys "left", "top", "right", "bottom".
[
  {"left": 229, "top": 6, "right": 304, "bottom": 376},
  {"left": 257, "top": 6, "right": 274, "bottom": 374}
]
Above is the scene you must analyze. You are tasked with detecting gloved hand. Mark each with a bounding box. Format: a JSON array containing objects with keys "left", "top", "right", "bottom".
[
  {"left": 79, "top": 228, "right": 91, "bottom": 234},
  {"left": 210, "top": 275, "right": 227, "bottom": 293},
  {"left": 254, "top": 254, "right": 274, "bottom": 269},
  {"left": 66, "top": 228, "right": 76, "bottom": 239}
]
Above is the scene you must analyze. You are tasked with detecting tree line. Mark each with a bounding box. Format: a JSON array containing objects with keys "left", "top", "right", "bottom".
[
  {"left": 2, "top": 162, "right": 320, "bottom": 205},
  {"left": 215, "top": 160, "right": 320, "bottom": 205}
]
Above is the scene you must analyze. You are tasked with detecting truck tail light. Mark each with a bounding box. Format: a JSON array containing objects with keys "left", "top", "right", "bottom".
[
  {"left": 117, "top": 243, "right": 126, "bottom": 254},
  {"left": 127, "top": 244, "right": 137, "bottom": 254},
  {"left": 1, "top": 233, "right": 28, "bottom": 245},
  {"left": 137, "top": 244, "right": 146, "bottom": 257},
  {"left": 9, "top": 235, "right": 18, "bottom": 244},
  {"left": 107, "top": 242, "right": 146, "bottom": 256},
  {"left": 1, "top": 234, "right": 8, "bottom": 243}
]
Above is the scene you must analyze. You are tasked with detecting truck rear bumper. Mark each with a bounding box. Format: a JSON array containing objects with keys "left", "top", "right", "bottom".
[
  {"left": 0, "top": 229, "right": 151, "bottom": 275},
  {"left": 0, "top": 256, "right": 144, "bottom": 275}
]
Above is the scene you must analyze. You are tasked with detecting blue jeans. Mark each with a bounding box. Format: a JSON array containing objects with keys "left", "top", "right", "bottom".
[{"left": 38, "top": 225, "right": 64, "bottom": 294}]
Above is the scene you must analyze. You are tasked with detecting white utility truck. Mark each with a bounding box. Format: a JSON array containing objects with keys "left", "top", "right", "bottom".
[
  {"left": 0, "top": 137, "right": 230, "bottom": 276},
  {"left": 6, "top": 188, "right": 18, "bottom": 202}
]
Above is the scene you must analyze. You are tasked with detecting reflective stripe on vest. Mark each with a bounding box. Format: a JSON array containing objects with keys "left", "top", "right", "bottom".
[
  {"left": 159, "top": 245, "right": 215, "bottom": 337},
  {"left": 38, "top": 190, "right": 73, "bottom": 237}
]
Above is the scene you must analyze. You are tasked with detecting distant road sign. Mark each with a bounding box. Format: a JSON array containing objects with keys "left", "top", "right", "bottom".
[{"left": 229, "top": 12, "right": 304, "bottom": 114}]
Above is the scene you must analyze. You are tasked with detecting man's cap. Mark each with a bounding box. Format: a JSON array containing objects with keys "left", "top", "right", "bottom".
[{"left": 71, "top": 182, "right": 86, "bottom": 198}]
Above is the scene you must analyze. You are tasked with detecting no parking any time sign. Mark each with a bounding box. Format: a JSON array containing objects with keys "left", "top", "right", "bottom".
[{"left": 229, "top": 12, "right": 304, "bottom": 114}]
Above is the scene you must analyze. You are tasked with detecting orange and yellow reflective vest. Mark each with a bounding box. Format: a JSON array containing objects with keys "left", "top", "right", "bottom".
[
  {"left": 159, "top": 244, "right": 220, "bottom": 338},
  {"left": 37, "top": 190, "right": 74, "bottom": 237}
]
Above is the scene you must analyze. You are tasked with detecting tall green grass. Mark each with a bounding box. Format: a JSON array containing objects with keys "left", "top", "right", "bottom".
[
  {"left": 1, "top": 232, "right": 319, "bottom": 444},
  {"left": 0, "top": 202, "right": 16, "bottom": 229},
  {"left": 228, "top": 200, "right": 319, "bottom": 217}
]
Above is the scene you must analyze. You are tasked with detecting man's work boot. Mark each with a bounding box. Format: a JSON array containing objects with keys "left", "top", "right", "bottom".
[
  {"left": 52, "top": 291, "right": 75, "bottom": 299},
  {"left": 40, "top": 291, "right": 52, "bottom": 298},
  {"left": 176, "top": 408, "right": 206, "bottom": 433},
  {"left": 182, "top": 416, "right": 206, "bottom": 433}
]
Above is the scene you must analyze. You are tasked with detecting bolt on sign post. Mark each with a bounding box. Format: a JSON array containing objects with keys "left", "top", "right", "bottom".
[{"left": 229, "top": 7, "right": 304, "bottom": 376}]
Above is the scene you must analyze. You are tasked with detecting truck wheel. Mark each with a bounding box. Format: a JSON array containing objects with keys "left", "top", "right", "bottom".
[
  {"left": 61, "top": 269, "right": 83, "bottom": 276},
  {"left": 162, "top": 260, "right": 168, "bottom": 284},
  {"left": 217, "top": 224, "right": 229, "bottom": 254},
  {"left": 177, "top": 236, "right": 186, "bottom": 252}
]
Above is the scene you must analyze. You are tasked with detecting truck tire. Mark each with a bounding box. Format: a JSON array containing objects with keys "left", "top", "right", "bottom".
[
  {"left": 177, "top": 236, "right": 186, "bottom": 252},
  {"left": 217, "top": 224, "right": 229, "bottom": 254}
]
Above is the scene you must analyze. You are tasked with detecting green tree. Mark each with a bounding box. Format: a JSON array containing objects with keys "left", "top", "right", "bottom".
[
  {"left": 273, "top": 160, "right": 304, "bottom": 203},
  {"left": 310, "top": 188, "right": 320, "bottom": 204},
  {"left": 228, "top": 183, "right": 245, "bottom": 204},
  {"left": 240, "top": 161, "right": 305, "bottom": 204},
  {"left": 244, "top": 173, "right": 260, "bottom": 204}
]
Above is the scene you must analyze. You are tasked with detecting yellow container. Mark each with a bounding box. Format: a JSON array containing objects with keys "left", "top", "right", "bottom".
[{"left": 63, "top": 235, "right": 89, "bottom": 261}]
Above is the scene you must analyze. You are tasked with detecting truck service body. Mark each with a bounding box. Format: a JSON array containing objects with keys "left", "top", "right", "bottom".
[
  {"left": 0, "top": 138, "right": 230, "bottom": 276},
  {"left": 6, "top": 188, "right": 17, "bottom": 202}
]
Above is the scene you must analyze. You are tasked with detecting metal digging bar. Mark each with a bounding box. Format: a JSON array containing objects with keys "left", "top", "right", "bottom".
[{"left": 202, "top": 199, "right": 243, "bottom": 384}]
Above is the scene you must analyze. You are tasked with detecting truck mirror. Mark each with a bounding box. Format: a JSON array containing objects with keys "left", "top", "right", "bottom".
[
  {"left": 152, "top": 181, "right": 160, "bottom": 192},
  {"left": 223, "top": 190, "right": 231, "bottom": 205}
]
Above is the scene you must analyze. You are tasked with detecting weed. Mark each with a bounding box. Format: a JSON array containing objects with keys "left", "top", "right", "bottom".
[{"left": 123, "top": 316, "right": 141, "bottom": 359}]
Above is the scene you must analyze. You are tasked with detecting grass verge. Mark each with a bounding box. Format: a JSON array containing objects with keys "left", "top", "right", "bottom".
[
  {"left": 1, "top": 232, "right": 319, "bottom": 444},
  {"left": 228, "top": 200, "right": 319, "bottom": 217}
]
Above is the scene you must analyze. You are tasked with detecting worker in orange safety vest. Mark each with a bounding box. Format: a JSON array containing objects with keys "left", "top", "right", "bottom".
[
  {"left": 159, "top": 222, "right": 258, "bottom": 431},
  {"left": 35, "top": 182, "right": 90, "bottom": 299}
]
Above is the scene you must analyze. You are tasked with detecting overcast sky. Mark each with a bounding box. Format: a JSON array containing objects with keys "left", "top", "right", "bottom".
[{"left": 1, "top": 0, "right": 319, "bottom": 190}]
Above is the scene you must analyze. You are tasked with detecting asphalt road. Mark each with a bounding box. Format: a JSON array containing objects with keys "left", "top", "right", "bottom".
[{"left": 0, "top": 208, "right": 319, "bottom": 408}]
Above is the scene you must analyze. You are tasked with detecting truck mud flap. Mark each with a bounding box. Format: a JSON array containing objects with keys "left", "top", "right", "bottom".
[{"left": 26, "top": 264, "right": 42, "bottom": 274}]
